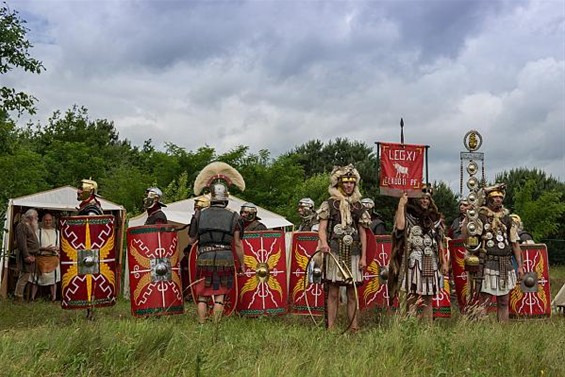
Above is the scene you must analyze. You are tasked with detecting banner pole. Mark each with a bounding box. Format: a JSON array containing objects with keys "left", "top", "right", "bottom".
[
  {"left": 424, "top": 145, "right": 430, "bottom": 185},
  {"left": 375, "top": 141, "right": 381, "bottom": 192}
]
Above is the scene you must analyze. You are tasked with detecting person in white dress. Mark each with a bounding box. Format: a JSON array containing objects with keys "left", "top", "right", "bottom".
[{"left": 30, "top": 213, "right": 61, "bottom": 302}]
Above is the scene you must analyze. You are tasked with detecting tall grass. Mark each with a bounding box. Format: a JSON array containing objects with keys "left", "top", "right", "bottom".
[{"left": 1, "top": 266, "right": 564, "bottom": 377}]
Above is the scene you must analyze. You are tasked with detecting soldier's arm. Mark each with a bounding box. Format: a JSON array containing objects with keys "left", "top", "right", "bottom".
[
  {"left": 513, "top": 242, "right": 524, "bottom": 279},
  {"left": 233, "top": 230, "right": 244, "bottom": 271},
  {"left": 394, "top": 193, "right": 408, "bottom": 231},
  {"left": 318, "top": 219, "right": 330, "bottom": 252}
]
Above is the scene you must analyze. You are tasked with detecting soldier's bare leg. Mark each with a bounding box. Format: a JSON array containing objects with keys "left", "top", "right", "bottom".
[
  {"left": 212, "top": 294, "right": 225, "bottom": 323},
  {"left": 197, "top": 297, "right": 208, "bottom": 324},
  {"left": 496, "top": 294, "right": 510, "bottom": 322},
  {"left": 346, "top": 286, "right": 358, "bottom": 330},
  {"left": 326, "top": 285, "right": 339, "bottom": 329}
]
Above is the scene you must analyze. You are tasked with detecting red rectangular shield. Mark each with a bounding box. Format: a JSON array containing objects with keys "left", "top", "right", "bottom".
[
  {"left": 289, "top": 231, "right": 324, "bottom": 316},
  {"left": 60, "top": 215, "right": 117, "bottom": 309},
  {"left": 359, "top": 235, "right": 399, "bottom": 311},
  {"left": 379, "top": 142, "right": 426, "bottom": 197},
  {"left": 127, "top": 225, "right": 183, "bottom": 317},
  {"left": 449, "top": 238, "right": 496, "bottom": 313},
  {"left": 237, "top": 230, "right": 288, "bottom": 316},
  {"left": 510, "top": 244, "right": 551, "bottom": 318}
]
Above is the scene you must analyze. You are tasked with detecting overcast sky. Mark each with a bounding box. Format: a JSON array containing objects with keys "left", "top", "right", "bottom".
[{"left": 5, "top": 0, "right": 565, "bottom": 192}]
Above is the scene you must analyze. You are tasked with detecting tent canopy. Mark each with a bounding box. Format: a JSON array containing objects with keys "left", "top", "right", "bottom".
[
  {"left": 8, "top": 186, "right": 124, "bottom": 212},
  {"left": 128, "top": 195, "right": 293, "bottom": 229}
]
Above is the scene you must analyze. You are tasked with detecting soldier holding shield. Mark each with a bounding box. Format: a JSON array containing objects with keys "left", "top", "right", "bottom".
[
  {"left": 144, "top": 187, "right": 168, "bottom": 225},
  {"left": 189, "top": 162, "right": 245, "bottom": 324}
]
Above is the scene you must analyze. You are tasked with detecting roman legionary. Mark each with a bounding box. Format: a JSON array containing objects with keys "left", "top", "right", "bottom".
[
  {"left": 143, "top": 187, "right": 168, "bottom": 225},
  {"left": 448, "top": 198, "right": 471, "bottom": 240},
  {"left": 317, "top": 164, "right": 370, "bottom": 331},
  {"left": 469, "top": 183, "right": 524, "bottom": 321},
  {"left": 360, "top": 198, "right": 387, "bottom": 235},
  {"left": 388, "top": 185, "right": 448, "bottom": 321},
  {"left": 239, "top": 203, "right": 267, "bottom": 231},
  {"left": 188, "top": 162, "right": 245, "bottom": 323},
  {"left": 76, "top": 179, "right": 103, "bottom": 215},
  {"left": 297, "top": 198, "right": 319, "bottom": 231}
]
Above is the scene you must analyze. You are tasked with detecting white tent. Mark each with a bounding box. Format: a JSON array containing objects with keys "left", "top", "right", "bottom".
[
  {"left": 128, "top": 195, "right": 294, "bottom": 230},
  {"left": 1, "top": 186, "right": 126, "bottom": 298}
]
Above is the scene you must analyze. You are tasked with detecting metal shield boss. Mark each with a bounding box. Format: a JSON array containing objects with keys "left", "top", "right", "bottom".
[
  {"left": 59, "top": 215, "right": 117, "bottom": 309},
  {"left": 127, "top": 225, "right": 184, "bottom": 317}
]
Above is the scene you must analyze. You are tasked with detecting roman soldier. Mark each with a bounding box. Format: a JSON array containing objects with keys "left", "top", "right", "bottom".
[
  {"left": 317, "top": 164, "right": 371, "bottom": 331},
  {"left": 360, "top": 198, "right": 387, "bottom": 235},
  {"left": 297, "top": 198, "right": 319, "bottom": 231},
  {"left": 448, "top": 198, "right": 471, "bottom": 240},
  {"left": 188, "top": 162, "right": 245, "bottom": 323},
  {"left": 468, "top": 183, "right": 524, "bottom": 321},
  {"left": 240, "top": 202, "right": 267, "bottom": 231},
  {"left": 76, "top": 178, "right": 103, "bottom": 215},
  {"left": 144, "top": 187, "right": 167, "bottom": 225},
  {"left": 388, "top": 185, "right": 448, "bottom": 321}
]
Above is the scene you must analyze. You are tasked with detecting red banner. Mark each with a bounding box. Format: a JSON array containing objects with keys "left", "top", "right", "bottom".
[{"left": 379, "top": 142, "right": 425, "bottom": 197}]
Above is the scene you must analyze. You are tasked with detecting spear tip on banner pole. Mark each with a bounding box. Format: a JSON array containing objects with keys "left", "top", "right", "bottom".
[{"left": 400, "top": 118, "right": 405, "bottom": 145}]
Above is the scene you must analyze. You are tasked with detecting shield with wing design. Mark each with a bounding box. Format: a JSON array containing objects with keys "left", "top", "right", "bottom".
[
  {"left": 449, "top": 238, "right": 495, "bottom": 313},
  {"left": 510, "top": 244, "right": 551, "bottom": 318},
  {"left": 289, "top": 231, "right": 324, "bottom": 315},
  {"left": 359, "top": 235, "right": 398, "bottom": 312},
  {"left": 127, "top": 225, "right": 183, "bottom": 317},
  {"left": 60, "top": 215, "right": 117, "bottom": 309},
  {"left": 237, "top": 230, "right": 288, "bottom": 316}
]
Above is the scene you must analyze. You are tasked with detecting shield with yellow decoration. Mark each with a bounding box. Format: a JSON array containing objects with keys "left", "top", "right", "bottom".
[
  {"left": 127, "top": 225, "right": 183, "bottom": 317},
  {"left": 237, "top": 230, "right": 288, "bottom": 316},
  {"left": 289, "top": 231, "right": 324, "bottom": 316},
  {"left": 60, "top": 215, "right": 117, "bottom": 309},
  {"left": 510, "top": 244, "right": 551, "bottom": 318},
  {"left": 360, "top": 234, "right": 398, "bottom": 311},
  {"left": 449, "top": 239, "right": 495, "bottom": 313},
  {"left": 187, "top": 242, "right": 238, "bottom": 316}
]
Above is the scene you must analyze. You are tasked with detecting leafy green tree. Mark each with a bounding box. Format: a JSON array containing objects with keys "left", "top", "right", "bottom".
[
  {"left": 0, "top": 3, "right": 45, "bottom": 116},
  {"left": 164, "top": 171, "right": 191, "bottom": 203},
  {"left": 513, "top": 179, "right": 565, "bottom": 242}
]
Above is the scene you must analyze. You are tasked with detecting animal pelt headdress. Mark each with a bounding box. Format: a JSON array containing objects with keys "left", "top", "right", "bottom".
[
  {"left": 193, "top": 162, "right": 245, "bottom": 202},
  {"left": 328, "top": 164, "right": 362, "bottom": 227}
]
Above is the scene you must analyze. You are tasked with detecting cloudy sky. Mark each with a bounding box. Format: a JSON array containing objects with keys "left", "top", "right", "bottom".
[{"left": 5, "top": 0, "right": 565, "bottom": 192}]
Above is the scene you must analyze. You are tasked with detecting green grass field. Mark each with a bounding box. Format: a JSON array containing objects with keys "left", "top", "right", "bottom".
[{"left": 1, "top": 266, "right": 564, "bottom": 377}]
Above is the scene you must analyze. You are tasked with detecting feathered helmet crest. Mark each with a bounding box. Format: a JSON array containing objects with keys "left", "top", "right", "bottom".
[
  {"left": 193, "top": 162, "right": 245, "bottom": 203},
  {"left": 330, "top": 164, "right": 361, "bottom": 188}
]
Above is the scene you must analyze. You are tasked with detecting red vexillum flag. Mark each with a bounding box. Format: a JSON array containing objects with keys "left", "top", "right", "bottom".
[{"left": 379, "top": 142, "right": 426, "bottom": 197}]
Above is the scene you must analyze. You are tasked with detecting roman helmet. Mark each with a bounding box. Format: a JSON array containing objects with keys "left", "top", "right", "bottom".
[
  {"left": 144, "top": 187, "right": 166, "bottom": 210},
  {"left": 298, "top": 197, "right": 315, "bottom": 218},
  {"left": 77, "top": 178, "right": 98, "bottom": 201},
  {"left": 240, "top": 202, "right": 260, "bottom": 221},
  {"left": 360, "top": 198, "right": 375, "bottom": 211},
  {"left": 193, "top": 161, "right": 245, "bottom": 207},
  {"left": 194, "top": 195, "right": 211, "bottom": 210}
]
